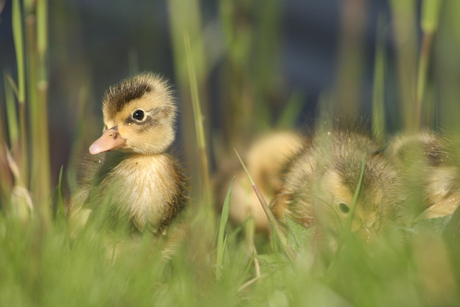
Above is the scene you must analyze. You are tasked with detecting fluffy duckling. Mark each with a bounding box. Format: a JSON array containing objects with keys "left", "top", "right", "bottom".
[
  {"left": 271, "top": 129, "right": 407, "bottom": 249},
  {"left": 214, "top": 131, "right": 304, "bottom": 232},
  {"left": 387, "top": 131, "right": 460, "bottom": 220},
  {"left": 69, "top": 73, "right": 188, "bottom": 238}
]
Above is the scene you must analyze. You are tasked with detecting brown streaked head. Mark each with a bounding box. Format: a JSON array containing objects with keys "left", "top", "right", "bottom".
[{"left": 90, "top": 73, "right": 177, "bottom": 155}]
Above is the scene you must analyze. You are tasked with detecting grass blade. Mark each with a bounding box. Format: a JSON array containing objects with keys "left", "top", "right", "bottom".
[
  {"left": 37, "top": 0, "right": 48, "bottom": 61},
  {"left": 389, "top": 0, "right": 418, "bottom": 131},
  {"left": 4, "top": 75, "right": 19, "bottom": 147},
  {"left": 372, "top": 16, "right": 386, "bottom": 143},
  {"left": 416, "top": 0, "right": 443, "bottom": 126},
  {"left": 12, "top": 0, "right": 28, "bottom": 186},
  {"left": 421, "top": 0, "right": 443, "bottom": 34},
  {"left": 56, "top": 166, "right": 65, "bottom": 219},
  {"left": 233, "top": 148, "right": 295, "bottom": 260},
  {"left": 344, "top": 154, "right": 366, "bottom": 233},
  {"left": 216, "top": 177, "right": 235, "bottom": 280},
  {"left": 12, "top": 0, "right": 25, "bottom": 104},
  {"left": 184, "top": 31, "right": 212, "bottom": 208}
]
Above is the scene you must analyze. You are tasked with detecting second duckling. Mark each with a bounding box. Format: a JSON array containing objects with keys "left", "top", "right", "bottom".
[
  {"left": 271, "top": 129, "right": 407, "bottom": 249},
  {"left": 214, "top": 131, "right": 304, "bottom": 232}
]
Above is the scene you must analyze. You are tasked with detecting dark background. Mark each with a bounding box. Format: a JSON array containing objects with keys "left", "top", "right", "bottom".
[{"left": 0, "top": 0, "right": 407, "bottom": 186}]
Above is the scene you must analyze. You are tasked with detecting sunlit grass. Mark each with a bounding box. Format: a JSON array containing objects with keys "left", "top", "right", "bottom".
[{"left": 1, "top": 0, "right": 460, "bottom": 306}]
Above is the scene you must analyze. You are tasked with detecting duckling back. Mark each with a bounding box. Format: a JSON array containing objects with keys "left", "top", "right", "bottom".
[{"left": 387, "top": 131, "right": 460, "bottom": 219}]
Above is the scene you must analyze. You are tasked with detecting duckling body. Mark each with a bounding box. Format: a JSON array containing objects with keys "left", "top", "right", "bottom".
[
  {"left": 214, "top": 131, "right": 303, "bottom": 232},
  {"left": 70, "top": 73, "right": 188, "bottom": 237},
  {"left": 271, "top": 130, "right": 406, "bottom": 243},
  {"left": 88, "top": 152, "right": 187, "bottom": 234},
  {"left": 387, "top": 131, "right": 460, "bottom": 219}
]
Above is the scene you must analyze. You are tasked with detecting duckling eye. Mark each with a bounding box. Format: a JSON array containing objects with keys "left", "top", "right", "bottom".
[
  {"left": 132, "top": 109, "right": 145, "bottom": 121},
  {"left": 339, "top": 202, "right": 349, "bottom": 214}
]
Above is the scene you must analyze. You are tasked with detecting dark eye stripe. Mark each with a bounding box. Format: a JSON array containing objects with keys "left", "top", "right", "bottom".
[{"left": 125, "top": 111, "right": 159, "bottom": 130}]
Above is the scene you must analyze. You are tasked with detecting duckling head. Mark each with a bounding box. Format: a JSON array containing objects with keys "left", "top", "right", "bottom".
[
  {"left": 327, "top": 134, "right": 408, "bottom": 235},
  {"left": 313, "top": 165, "right": 397, "bottom": 242},
  {"left": 89, "top": 73, "right": 176, "bottom": 155}
]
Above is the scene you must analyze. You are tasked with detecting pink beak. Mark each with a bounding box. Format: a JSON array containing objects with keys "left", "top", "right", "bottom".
[{"left": 89, "top": 128, "right": 127, "bottom": 155}]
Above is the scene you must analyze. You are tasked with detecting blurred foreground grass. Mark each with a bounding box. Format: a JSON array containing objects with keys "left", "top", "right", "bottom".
[{"left": 1, "top": 0, "right": 460, "bottom": 306}]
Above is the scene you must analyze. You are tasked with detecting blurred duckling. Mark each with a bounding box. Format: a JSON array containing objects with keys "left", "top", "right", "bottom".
[
  {"left": 214, "top": 131, "right": 303, "bottom": 232},
  {"left": 271, "top": 129, "right": 407, "bottom": 250},
  {"left": 69, "top": 73, "right": 188, "bottom": 240},
  {"left": 387, "top": 131, "right": 460, "bottom": 220}
]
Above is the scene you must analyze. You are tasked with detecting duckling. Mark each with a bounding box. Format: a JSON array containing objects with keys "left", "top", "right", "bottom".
[
  {"left": 214, "top": 131, "right": 304, "bottom": 232},
  {"left": 271, "top": 129, "right": 407, "bottom": 250},
  {"left": 69, "top": 73, "right": 188, "bottom": 239},
  {"left": 387, "top": 131, "right": 460, "bottom": 220}
]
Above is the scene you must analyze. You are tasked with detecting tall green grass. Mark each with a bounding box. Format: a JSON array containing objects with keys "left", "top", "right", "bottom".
[
  {"left": 2, "top": 0, "right": 50, "bottom": 224},
  {"left": 1, "top": 0, "right": 460, "bottom": 306}
]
